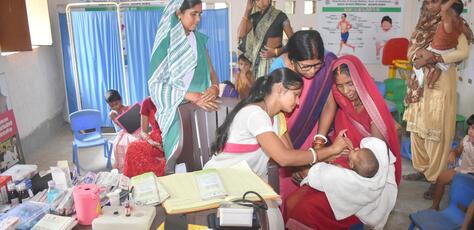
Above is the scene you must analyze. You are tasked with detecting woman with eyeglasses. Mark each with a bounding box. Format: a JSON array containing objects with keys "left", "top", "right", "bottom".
[
  {"left": 284, "top": 55, "right": 402, "bottom": 230},
  {"left": 268, "top": 30, "right": 338, "bottom": 205}
]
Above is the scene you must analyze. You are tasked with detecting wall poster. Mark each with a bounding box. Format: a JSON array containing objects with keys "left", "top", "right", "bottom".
[
  {"left": 0, "top": 74, "right": 24, "bottom": 172},
  {"left": 316, "top": 0, "right": 404, "bottom": 63}
]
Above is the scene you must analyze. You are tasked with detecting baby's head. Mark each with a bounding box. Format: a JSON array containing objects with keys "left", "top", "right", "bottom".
[
  {"left": 441, "top": 0, "right": 463, "bottom": 18},
  {"left": 348, "top": 148, "right": 379, "bottom": 178}
]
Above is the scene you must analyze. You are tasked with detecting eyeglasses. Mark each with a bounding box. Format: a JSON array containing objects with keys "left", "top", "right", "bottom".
[
  {"left": 295, "top": 61, "right": 324, "bottom": 72},
  {"left": 425, "top": 0, "right": 440, "bottom": 4}
]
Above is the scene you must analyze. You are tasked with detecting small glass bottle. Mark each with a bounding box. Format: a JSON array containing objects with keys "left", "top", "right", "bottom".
[
  {"left": 7, "top": 182, "right": 19, "bottom": 205},
  {"left": 17, "top": 182, "right": 30, "bottom": 203}
]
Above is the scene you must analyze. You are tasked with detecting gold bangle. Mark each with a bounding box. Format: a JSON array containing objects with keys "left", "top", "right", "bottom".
[
  {"left": 242, "top": 16, "right": 249, "bottom": 21},
  {"left": 274, "top": 48, "right": 278, "bottom": 56}
]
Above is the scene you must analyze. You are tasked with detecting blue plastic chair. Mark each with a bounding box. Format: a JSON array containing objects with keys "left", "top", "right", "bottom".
[
  {"left": 401, "top": 137, "right": 412, "bottom": 160},
  {"left": 69, "top": 109, "right": 111, "bottom": 174},
  {"left": 375, "top": 81, "right": 397, "bottom": 117},
  {"left": 408, "top": 173, "right": 474, "bottom": 230},
  {"left": 375, "top": 81, "right": 386, "bottom": 96}
]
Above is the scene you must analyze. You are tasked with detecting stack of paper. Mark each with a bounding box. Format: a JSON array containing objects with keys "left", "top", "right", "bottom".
[
  {"left": 194, "top": 169, "right": 227, "bottom": 200},
  {"left": 158, "top": 162, "right": 279, "bottom": 214},
  {"left": 32, "top": 214, "right": 77, "bottom": 230},
  {"left": 130, "top": 172, "right": 170, "bottom": 206}
]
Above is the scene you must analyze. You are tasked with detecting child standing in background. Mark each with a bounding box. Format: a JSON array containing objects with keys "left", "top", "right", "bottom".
[
  {"left": 235, "top": 54, "right": 254, "bottom": 100},
  {"left": 105, "top": 90, "right": 139, "bottom": 171}
]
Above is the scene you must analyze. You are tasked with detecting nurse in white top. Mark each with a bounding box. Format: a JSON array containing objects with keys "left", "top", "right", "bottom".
[{"left": 204, "top": 67, "right": 351, "bottom": 230}]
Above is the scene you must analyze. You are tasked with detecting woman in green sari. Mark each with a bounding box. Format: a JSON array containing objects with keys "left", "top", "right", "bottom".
[
  {"left": 238, "top": 0, "right": 294, "bottom": 78},
  {"left": 148, "top": 0, "right": 220, "bottom": 161}
]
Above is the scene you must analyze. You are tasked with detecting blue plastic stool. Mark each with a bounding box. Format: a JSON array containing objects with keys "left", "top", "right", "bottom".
[
  {"left": 69, "top": 109, "right": 112, "bottom": 174},
  {"left": 401, "top": 137, "right": 412, "bottom": 160},
  {"left": 375, "top": 81, "right": 386, "bottom": 96},
  {"left": 349, "top": 222, "right": 364, "bottom": 230},
  {"left": 408, "top": 173, "right": 474, "bottom": 230}
]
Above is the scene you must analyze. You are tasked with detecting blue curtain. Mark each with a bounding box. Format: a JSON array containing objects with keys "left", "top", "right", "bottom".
[
  {"left": 59, "top": 13, "right": 78, "bottom": 114},
  {"left": 123, "top": 9, "right": 163, "bottom": 104},
  {"left": 59, "top": 9, "right": 230, "bottom": 127},
  {"left": 198, "top": 8, "right": 230, "bottom": 82},
  {"left": 71, "top": 11, "right": 126, "bottom": 127}
]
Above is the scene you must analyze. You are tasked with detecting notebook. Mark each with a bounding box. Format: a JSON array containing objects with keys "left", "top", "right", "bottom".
[
  {"left": 158, "top": 162, "right": 279, "bottom": 214},
  {"left": 130, "top": 172, "right": 170, "bottom": 206},
  {"left": 115, "top": 103, "right": 141, "bottom": 134},
  {"left": 32, "top": 214, "right": 77, "bottom": 230}
]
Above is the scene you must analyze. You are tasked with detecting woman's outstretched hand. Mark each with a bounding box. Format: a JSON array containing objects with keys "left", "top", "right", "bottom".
[{"left": 330, "top": 129, "right": 353, "bottom": 155}]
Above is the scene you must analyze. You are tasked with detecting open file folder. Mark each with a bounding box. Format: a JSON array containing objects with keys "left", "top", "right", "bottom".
[{"left": 157, "top": 162, "right": 279, "bottom": 214}]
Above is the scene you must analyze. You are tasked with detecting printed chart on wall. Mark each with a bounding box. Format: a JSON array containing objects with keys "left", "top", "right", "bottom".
[
  {"left": 316, "top": 0, "right": 404, "bottom": 63},
  {"left": 0, "top": 75, "right": 24, "bottom": 173}
]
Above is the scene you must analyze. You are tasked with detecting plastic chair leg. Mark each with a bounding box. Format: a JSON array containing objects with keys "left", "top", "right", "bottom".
[
  {"left": 72, "top": 145, "right": 80, "bottom": 175},
  {"left": 104, "top": 141, "right": 112, "bottom": 169}
]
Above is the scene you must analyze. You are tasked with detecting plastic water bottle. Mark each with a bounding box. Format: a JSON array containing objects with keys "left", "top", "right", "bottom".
[{"left": 47, "top": 180, "right": 60, "bottom": 203}]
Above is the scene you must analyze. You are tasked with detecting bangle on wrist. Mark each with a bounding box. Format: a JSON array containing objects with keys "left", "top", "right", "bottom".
[
  {"left": 309, "top": 148, "right": 317, "bottom": 165},
  {"left": 242, "top": 16, "right": 249, "bottom": 21},
  {"left": 274, "top": 48, "right": 278, "bottom": 56},
  {"left": 313, "top": 134, "right": 328, "bottom": 144}
]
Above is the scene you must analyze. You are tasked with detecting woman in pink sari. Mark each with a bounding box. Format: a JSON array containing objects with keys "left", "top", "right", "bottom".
[{"left": 285, "top": 55, "right": 401, "bottom": 229}]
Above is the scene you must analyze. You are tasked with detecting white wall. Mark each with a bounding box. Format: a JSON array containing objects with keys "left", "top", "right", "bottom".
[
  {"left": 0, "top": 0, "right": 69, "bottom": 154},
  {"left": 0, "top": 47, "right": 65, "bottom": 139}
]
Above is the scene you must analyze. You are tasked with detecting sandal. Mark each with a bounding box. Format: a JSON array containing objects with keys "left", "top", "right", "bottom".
[
  {"left": 423, "top": 184, "right": 436, "bottom": 200},
  {"left": 403, "top": 172, "right": 427, "bottom": 181}
]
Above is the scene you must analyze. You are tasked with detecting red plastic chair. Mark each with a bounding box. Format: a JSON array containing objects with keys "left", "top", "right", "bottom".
[{"left": 382, "top": 38, "right": 409, "bottom": 78}]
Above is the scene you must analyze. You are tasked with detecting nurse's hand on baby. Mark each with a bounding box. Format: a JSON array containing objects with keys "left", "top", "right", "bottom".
[
  {"left": 329, "top": 129, "right": 353, "bottom": 156},
  {"left": 292, "top": 130, "right": 352, "bottom": 184}
]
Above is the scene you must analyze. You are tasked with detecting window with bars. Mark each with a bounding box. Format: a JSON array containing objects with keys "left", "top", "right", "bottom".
[
  {"left": 304, "top": 1, "right": 316, "bottom": 15},
  {"left": 284, "top": 1, "right": 295, "bottom": 15}
]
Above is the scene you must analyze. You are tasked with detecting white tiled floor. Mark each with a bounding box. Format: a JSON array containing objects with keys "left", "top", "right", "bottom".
[{"left": 24, "top": 124, "right": 448, "bottom": 229}]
